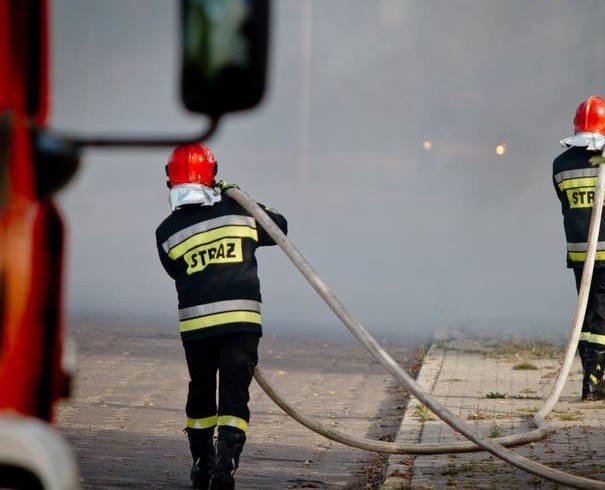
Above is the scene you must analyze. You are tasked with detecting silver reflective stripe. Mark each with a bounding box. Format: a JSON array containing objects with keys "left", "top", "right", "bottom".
[
  {"left": 179, "top": 300, "right": 261, "bottom": 320},
  {"left": 162, "top": 215, "right": 256, "bottom": 252},
  {"left": 567, "top": 241, "right": 605, "bottom": 252},
  {"left": 554, "top": 167, "right": 599, "bottom": 183}
]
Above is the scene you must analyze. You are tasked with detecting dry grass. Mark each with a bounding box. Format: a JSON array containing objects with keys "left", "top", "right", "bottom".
[
  {"left": 467, "top": 407, "right": 489, "bottom": 420},
  {"left": 555, "top": 410, "right": 583, "bottom": 421},
  {"left": 520, "top": 387, "right": 537, "bottom": 394},
  {"left": 484, "top": 339, "right": 564, "bottom": 361},
  {"left": 441, "top": 462, "right": 500, "bottom": 476}
]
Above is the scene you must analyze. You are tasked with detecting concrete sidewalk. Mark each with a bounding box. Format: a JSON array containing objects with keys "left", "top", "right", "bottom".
[{"left": 382, "top": 333, "right": 605, "bottom": 489}]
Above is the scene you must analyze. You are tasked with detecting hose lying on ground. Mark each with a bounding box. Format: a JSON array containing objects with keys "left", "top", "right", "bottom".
[
  {"left": 254, "top": 366, "right": 549, "bottom": 455},
  {"left": 226, "top": 166, "right": 605, "bottom": 489}
]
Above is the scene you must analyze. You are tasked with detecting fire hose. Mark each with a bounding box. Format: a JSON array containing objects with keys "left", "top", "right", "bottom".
[{"left": 226, "top": 163, "right": 605, "bottom": 489}]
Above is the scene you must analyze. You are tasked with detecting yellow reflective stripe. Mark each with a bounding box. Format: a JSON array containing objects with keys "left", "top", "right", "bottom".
[
  {"left": 568, "top": 251, "right": 605, "bottom": 262},
  {"left": 187, "top": 415, "right": 218, "bottom": 429},
  {"left": 580, "top": 332, "right": 605, "bottom": 346},
  {"left": 168, "top": 226, "right": 258, "bottom": 260},
  {"left": 558, "top": 177, "right": 597, "bottom": 191},
  {"left": 180, "top": 311, "right": 262, "bottom": 333},
  {"left": 217, "top": 415, "right": 249, "bottom": 432}
]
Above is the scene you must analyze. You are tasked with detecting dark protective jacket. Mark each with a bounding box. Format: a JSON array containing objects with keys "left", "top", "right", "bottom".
[
  {"left": 553, "top": 146, "right": 605, "bottom": 268},
  {"left": 156, "top": 194, "right": 287, "bottom": 342}
]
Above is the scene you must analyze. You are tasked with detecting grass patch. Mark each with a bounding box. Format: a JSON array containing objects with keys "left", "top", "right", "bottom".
[
  {"left": 441, "top": 462, "right": 476, "bottom": 476},
  {"left": 484, "top": 339, "right": 564, "bottom": 361},
  {"left": 413, "top": 403, "right": 435, "bottom": 422},
  {"left": 467, "top": 407, "right": 488, "bottom": 420},
  {"left": 557, "top": 411, "right": 583, "bottom": 421},
  {"left": 520, "top": 387, "right": 537, "bottom": 394},
  {"left": 513, "top": 362, "right": 538, "bottom": 370},
  {"left": 510, "top": 394, "right": 542, "bottom": 400},
  {"left": 488, "top": 425, "right": 503, "bottom": 438},
  {"left": 485, "top": 391, "right": 506, "bottom": 399},
  {"left": 511, "top": 387, "right": 541, "bottom": 399}
]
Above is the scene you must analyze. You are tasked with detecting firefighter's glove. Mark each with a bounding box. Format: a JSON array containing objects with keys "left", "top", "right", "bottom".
[
  {"left": 590, "top": 155, "right": 605, "bottom": 166},
  {"left": 217, "top": 180, "right": 240, "bottom": 193}
]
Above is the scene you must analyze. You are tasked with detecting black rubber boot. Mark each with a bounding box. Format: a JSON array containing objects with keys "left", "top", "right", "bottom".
[
  {"left": 582, "top": 348, "right": 605, "bottom": 401},
  {"left": 210, "top": 427, "right": 246, "bottom": 490},
  {"left": 186, "top": 428, "right": 215, "bottom": 490}
]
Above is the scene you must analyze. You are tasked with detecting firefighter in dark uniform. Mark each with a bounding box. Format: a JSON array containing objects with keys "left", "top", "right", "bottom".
[
  {"left": 155, "top": 143, "right": 287, "bottom": 489},
  {"left": 554, "top": 94, "right": 605, "bottom": 400}
]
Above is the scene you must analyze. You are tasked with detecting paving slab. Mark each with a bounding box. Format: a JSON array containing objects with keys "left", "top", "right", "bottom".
[{"left": 383, "top": 333, "right": 605, "bottom": 489}]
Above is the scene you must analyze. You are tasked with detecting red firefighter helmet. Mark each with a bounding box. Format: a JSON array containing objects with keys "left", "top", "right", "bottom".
[
  {"left": 574, "top": 95, "right": 605, "bottom": 135},
  {"left": 165, "top": 143, "right": 217, "bottom": 188}
]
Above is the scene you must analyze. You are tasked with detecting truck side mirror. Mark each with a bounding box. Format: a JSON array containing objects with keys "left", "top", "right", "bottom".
[{"left": 181, "top": 0, "right": 270, "bottom": 115}]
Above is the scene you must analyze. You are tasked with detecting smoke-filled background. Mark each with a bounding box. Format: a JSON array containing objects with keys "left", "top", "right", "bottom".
[{"left": 51, "top": 0, "right": 605, "bottom": 340}]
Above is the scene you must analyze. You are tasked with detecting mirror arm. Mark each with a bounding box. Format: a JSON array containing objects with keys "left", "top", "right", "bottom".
[{"left": 64, "top": 114, "right": 221, "bottom": 149}]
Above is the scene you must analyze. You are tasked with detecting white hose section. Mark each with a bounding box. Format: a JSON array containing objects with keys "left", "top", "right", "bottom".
[{"left": 226, "top": 169, "right": 605, "bottom": 489}]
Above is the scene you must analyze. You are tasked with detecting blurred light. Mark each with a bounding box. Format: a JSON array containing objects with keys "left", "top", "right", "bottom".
[
  {"left": 496, "top": 143, "right": 506, "bottom": 156},
  {"left": 423, "top": 140, "right": 433, "bottom": 151}
]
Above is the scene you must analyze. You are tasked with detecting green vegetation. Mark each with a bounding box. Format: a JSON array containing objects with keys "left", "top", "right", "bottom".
[
  {"left": 467, "top": 407, "right": 488, "bottom": 420},
  {"left": 413, "top": 403, "right": 435, "bottom": 422},
  {"left": 485, "top": 391, "right": 506, "bottom": 399},
  {"left": 488, "top": 425, "right": 503, "bottom": 438},
  {"left": 513, "top": 362, "right": 538, "bottom": 370},
  {"left": 556, "top": 411, "right": 583, "bottom": 422}
]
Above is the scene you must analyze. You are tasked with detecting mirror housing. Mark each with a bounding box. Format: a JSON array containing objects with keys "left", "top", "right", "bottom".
[{"left": 181, "top": 0, "right": 269, "bottom": 116}]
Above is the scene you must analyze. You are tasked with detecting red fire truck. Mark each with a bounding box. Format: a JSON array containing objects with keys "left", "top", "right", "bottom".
[{"left": 0, "top": 1, "right": 268, "bottom": 488}]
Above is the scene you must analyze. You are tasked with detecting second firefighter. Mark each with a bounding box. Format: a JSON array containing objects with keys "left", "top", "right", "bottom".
[{"left": 156, "top": 143, "right": 287, "bottom": 489}]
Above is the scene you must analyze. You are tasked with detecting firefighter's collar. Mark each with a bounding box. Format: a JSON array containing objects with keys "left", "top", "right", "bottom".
[
  {"left": 560, "top": 132, "right": 605, "bottom": 151},
  {"left": 169, "top": 183, "right": 222, "bottom": 211}
]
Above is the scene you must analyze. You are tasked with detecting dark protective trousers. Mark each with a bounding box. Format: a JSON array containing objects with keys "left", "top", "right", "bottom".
[
  {"left": 574, "top": 268, "right": 605, "bottom": 347},
  {"left": 183, "top": 333, "right": 259, "bottom": 431}
]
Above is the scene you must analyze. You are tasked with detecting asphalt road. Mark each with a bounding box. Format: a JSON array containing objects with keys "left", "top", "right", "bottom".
[{"left": 56, "top": 321, "right": 423, "bottom": 489}]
